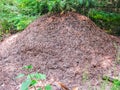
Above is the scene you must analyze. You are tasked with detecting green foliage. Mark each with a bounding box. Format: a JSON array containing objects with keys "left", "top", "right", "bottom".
[
  {"left": 45, "top": 85, "right": 52, "bottom": 90},
  {"left": 23, "top": 65, "right": 33, "bottom": 70},
  {"left": 88, "top": 9, "right": 120, "bottom": 35},
  {"left": 16, "top": 65, "right": 52, "bottom": 90},
  {"left": 0, "top": 0, "right": 97, "bottom": 36},
  {"left": 21, "top": 78, "right": 31, "bottom": 90},
  {"left": 17, "top": 0, "right": 98, "bottom": 14},
  {"left": 89, "top": 9, "right": 120, "bottom": 22},
  {"left": 0, "top": 0, "right": 36, "bottom": 35},
  {"left": 27, "top": 73, "right": 46, "bottom": 80},
  {"left": 111, "top": 85, "right": 120, "bottom": 90},
  {"left": 0, "top": 0, "right": 120, "bottom": 36},
  {"left": 102, "top": 76, "right": 120, "bottom": 90}
]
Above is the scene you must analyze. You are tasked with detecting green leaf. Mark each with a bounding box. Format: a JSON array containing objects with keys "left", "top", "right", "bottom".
[
  {"left": 111, "top": 84, "right": 120, "bottom": 90},
  {"left": 20, "top": 79, "right": 31, "bottom": 90},
  {"left": 27, "top": 73, "right": 35, "bottom": 79},
  {"left": 30, "top": 80, "right": 37, "bottom": 86},
  {"left": 34, "top": 73, "right": 46, "bottom": 80},
  {"left": 48, "top": 1, "right": 56, "bottom": 12},
  {"left": 59, "top": 0, "right": 66, "bottom": 8},
  {"left": 45, "top": 84, "right": 52, "bottom": 90},
  {"left": 102, "top": 76, "right": 120, "bottom": 86},
  {"left": 27, "top": 73, "right": 46, "bottom": 80},
  {"left": 78, "top": 0, "right": 84, "bottom": 5},
  {"left": 16, "top": 74, "right": 25, "bottom": 79},
  {"left": 23, "top": 65, "right": 33, "bottom": 70},
  {"left": 85, "top": 1, "right": 89, "bottom": 7}
]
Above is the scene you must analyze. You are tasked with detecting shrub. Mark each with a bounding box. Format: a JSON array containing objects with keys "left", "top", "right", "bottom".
[
  {"left": 0, "top": 0, "right": 120, "bottom": 36},
  {"left": 88, "top": 9, "right": 120, "bottom": 35},
  {"left": 0, "top": 0, "right": 36, "bottom": 35},
  {"left": 16, "top": 65, "right": 52, "bottom": 90}
]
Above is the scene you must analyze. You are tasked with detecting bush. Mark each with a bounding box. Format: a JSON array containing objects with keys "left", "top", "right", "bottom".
[
  {"left": 0, "top": 0, "right": 36, "bottom": 35},
  {"left": 88, "top": 9, "right": 120, "bottom": 35},
  {"left": 0, "top": 0, "right": 98, "bottom": 36},
  {"left": 16, "top": 65, "right": 52, "bottom": 90},
  {"left": 0, "top": 0, "right": 120, "bottom": 36}
]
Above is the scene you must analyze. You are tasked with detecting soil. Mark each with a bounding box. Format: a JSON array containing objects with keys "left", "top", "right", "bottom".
[{"left": 0, "top": 12, "right": 120, "bottom": 90}]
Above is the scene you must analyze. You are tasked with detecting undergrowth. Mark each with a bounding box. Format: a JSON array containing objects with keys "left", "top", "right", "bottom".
[
  {"left": 16, "top": 65, "right": 51, "bottom": 90},
  {"left": 89, "top": 9, "right": 120, "bottom": 36},
  {"left": 0, "top": 0, "right": 120, "bottom": 36},
  {"left": 17, "top": 64, "right": 120, "bottom": 90}
]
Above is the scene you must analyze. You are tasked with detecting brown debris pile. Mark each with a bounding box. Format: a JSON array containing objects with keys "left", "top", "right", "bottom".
[{"left": 0, "top": 12, "right": 120, "bottom": 90}]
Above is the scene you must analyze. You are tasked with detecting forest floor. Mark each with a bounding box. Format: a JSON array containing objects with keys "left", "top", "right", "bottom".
[{"left": 0, "top": 12, "right": 120, "bottom": 90}]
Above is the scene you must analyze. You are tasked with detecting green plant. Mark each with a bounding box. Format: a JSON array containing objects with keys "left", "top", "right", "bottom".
[
  {"left": 88, "top": 9, "right": 120, "bottom": 35},
  {"left": 16, "top": 65, "right": 52, "bottom": 90},
  {"left": 102, "top": 76, "right": 120, "bottom": 90},
  {"left": 0, "top": 0, "right": 36, "bottom": 35},
  {"left": 1, "top": 0, "right": 120, "bottom": 36},
  {"left": 0, "top": 0, "right": 96, "bottom": 36}
]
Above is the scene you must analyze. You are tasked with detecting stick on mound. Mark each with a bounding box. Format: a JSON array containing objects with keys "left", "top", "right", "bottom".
[{"left": 0, "top": 12, "right": 119, "bottom": 89}]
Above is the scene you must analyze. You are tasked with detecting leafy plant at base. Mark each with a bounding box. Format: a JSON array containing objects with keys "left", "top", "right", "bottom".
[
  {"left": 102, "top": 76, "right": 120, "bottom": 90},
  {"left": 16, "top": 65, "right": 52, "bottom": 90}
]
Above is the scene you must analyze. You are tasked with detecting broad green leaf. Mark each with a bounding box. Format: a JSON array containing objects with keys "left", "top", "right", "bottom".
[
  {"left": 23, "top": 65, "right": 33, "bottom": 70},
  {"left": 30, "top": 80, "right": 37, "bottom": 86},
  {"left": 16, "top": 74, "right": 25, "bottom": 79},
  {"left": 113, "top": 79, "right": 120, "bottom": 86},
  {"left": 45, "top": 84, "right": 52, "bottom": 90},
  {"left": 78, "top": 0, "right": 83, "bottom": 5},
  {"left": 20, "top": 79, "right": 31, "bottom": 90},
  {"left": 85, "top": 1, "right": 89, "bottom": 7}
]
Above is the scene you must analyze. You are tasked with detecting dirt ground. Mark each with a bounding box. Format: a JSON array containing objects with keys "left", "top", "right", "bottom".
[{"left": 0, "top": 12, "right": 120, "bottom": 90}]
